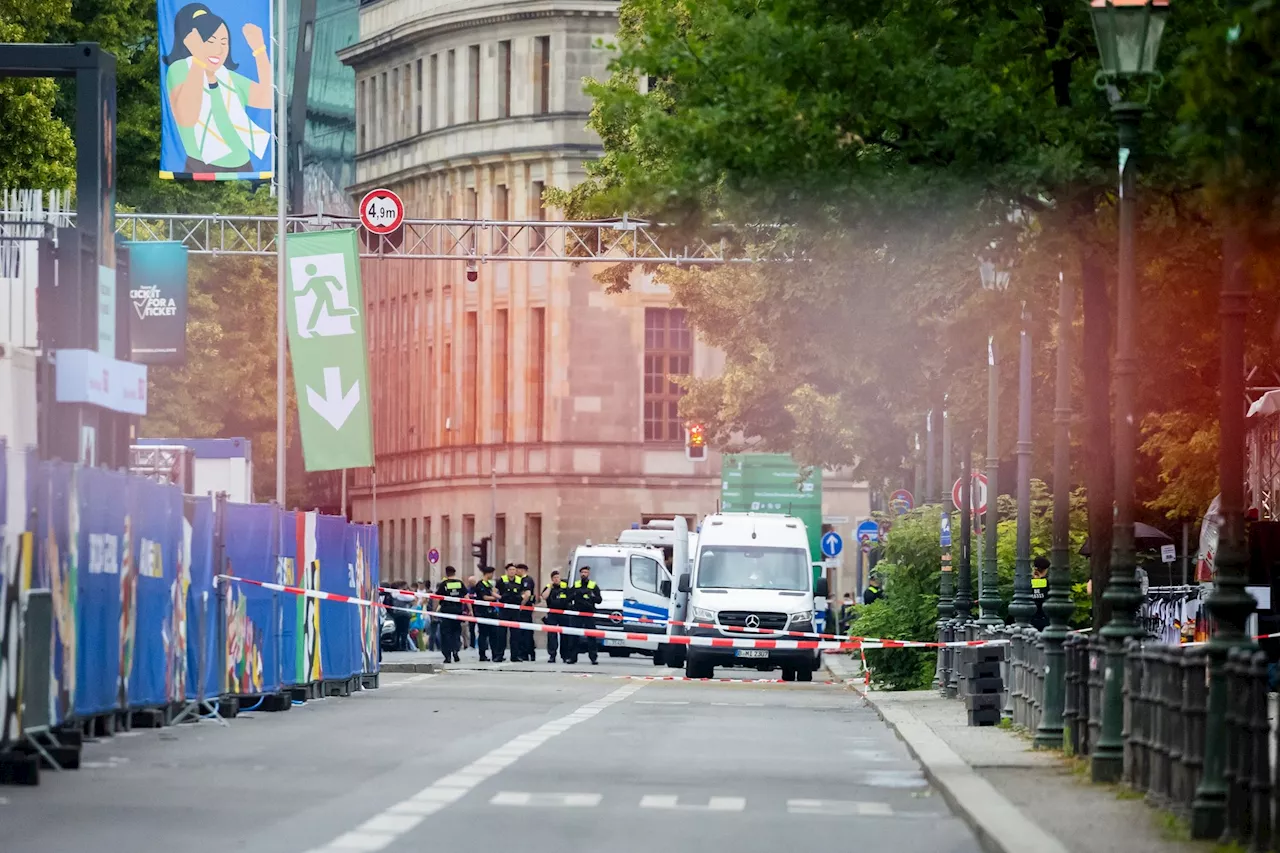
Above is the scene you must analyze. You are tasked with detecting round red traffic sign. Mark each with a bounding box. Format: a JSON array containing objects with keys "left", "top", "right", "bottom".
[
  {"left": 359, "top": 188, "right": 405, "bottom": 235},
  {"left": 952, "top": 473, "right": 989, "bottom": 516}
]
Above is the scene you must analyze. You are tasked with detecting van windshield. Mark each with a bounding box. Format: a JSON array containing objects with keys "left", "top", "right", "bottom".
[
  {"left": 572, "top": 556, "right": 625, "bottom": 591},
  {"left": 695, "top": 546, "right": 811, "bottom": 591}
]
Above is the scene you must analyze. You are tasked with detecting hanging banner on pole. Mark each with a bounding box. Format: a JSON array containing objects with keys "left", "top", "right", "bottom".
[
  {"left": 125, "top": 242, "right": 189, "bottom": 364},
  {"left": 156, "top": 0, "right": 276, "bottom": 181},
  {"left": 284, "top": 229, "right": 373, "bottom": 472}
]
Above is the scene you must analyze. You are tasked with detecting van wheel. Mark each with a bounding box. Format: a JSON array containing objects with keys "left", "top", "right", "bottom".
[
  {"left": 652, "top": 648, "right": 665, "bottom": 666},
  {"left": 686, "top": 655, "right": 712, "bottom": 680},
  {"left": 781, "top": 667, "right": 797, "bottom": 682},
  {"left": 798, "top": 667, "right": 813, "bottom": 683}
]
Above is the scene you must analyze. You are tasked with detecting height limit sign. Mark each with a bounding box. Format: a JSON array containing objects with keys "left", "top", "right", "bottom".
[{"left": 359, "top": 188, "right": 405, "bottom": 235}]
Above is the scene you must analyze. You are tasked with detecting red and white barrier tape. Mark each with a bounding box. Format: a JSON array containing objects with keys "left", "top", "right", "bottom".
[
  {"left": 374, "top": 584, "right": 994, "bottom": 646},
  {"left": 220, "top": 576, "right": 1008, "bottom": 651}
]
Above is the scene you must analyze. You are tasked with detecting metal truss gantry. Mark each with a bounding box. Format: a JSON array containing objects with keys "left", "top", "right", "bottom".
[{"left": 111, "top": 212, "right": 784, "bottom": 265}]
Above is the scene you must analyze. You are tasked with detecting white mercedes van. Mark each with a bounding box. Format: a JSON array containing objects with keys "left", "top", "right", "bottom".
[{"left": 677, "top": 513, "right": 827, "bottom": 682}]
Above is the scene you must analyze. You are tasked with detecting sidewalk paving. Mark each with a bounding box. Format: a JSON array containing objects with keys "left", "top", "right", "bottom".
[{"left": 822, "top": 653, "right": 1206, "bottom": 853}]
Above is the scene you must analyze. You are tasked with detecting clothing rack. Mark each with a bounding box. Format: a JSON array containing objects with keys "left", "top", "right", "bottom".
[{"left": 1140, "top": 584, "right": 1207, "bottom": 644}]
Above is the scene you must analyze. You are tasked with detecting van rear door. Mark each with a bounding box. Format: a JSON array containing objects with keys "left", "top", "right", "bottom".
[{"left": 623, "top": 551, "right": 669, "bottom": 631}]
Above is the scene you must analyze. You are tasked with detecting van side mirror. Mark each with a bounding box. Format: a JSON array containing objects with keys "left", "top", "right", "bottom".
[
  {"left": 660, "top": 579, "right": 671, "bottom": 598},
  {"left": 678, "top": 573, "right": 691, "bottom": 594},
  {"left": 815, "top": 578, "right": 829, "bottom": 598}
]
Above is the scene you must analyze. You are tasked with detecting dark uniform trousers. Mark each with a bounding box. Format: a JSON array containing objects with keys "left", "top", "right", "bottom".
[
  {"left": 513, "top": 576, "right": 536, "bottom": 661},
  {"left": 474, "top": 579, "right": 504, "bottom": 660},
  {"left": 544, "top": 582, "right": 571, "bottom": 661},
  {"left": 435, "top": 577, "right": 466, "bottom": 658}
]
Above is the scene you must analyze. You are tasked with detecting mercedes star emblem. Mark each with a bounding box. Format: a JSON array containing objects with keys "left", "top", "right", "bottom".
[{"left": 745, "top": 614, "right": 760, "bottom": 629}]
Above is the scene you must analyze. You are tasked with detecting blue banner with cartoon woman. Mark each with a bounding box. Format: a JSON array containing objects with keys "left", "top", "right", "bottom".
[{"left": 157, "top": 0, "right": 275, "bottom": 181}]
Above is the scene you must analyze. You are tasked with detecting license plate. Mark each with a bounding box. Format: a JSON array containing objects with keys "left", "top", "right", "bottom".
[
  {"left": 735, "top": 650, "right": 768, "bottom": 659},
  {"left": 603, "top": 639, "right": 625, "bottom": 647}
]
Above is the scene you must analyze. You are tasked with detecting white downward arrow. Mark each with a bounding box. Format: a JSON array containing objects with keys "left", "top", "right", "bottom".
[{"left": 306, "top": 366, "right": 361, "bottom": 430}]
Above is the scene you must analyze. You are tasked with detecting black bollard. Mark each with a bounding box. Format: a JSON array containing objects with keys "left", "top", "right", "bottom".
[
  {"left": 1248, "top": 651, "right": 1271, "bottom": 853},
  {"left": 1183, "top": 646, "right": 1208, "bottom": 817}
]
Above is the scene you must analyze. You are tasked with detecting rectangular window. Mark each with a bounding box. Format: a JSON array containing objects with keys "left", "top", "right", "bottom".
[
  {"left": 535, "top": 36, "right": 551, "bottom": 114},
  {"left": 380, "top": 72, "right": 388, "bottom": 146},
  {"left": 464, "top": 311, "right": 478, "bottom": 444},
  {"left": 414, "top": 58, "right": 424, "bottom": 133},
  {"left": 498, "top": 39, "right": 512, "bottom": 118},
  {"left": 525, "top": 513, "right": 542, "bottom": 579},
  {"left": 493, "top": 183, "right": 509, "bottom": 253},
  {"left": 447, "top": 49, "right": 457, "bottom": 125},
  {"left": 429, "top": 54, "right": 439, "bottom": 130},
  {"left": 386, "top": 519, "right": 397, "bottom": 580},
  {"left": 399, "top": 519, "right": 408, "bottom": 583},
  {"left": 643, "top": 308, "right": 692, "bottom": 442},
  {"left": 468, "top": 44, "right": 480, "bottom": 122},
  {"left": 530, "top": 180, "right": 546, "bottom": 255},
  {"left": 529, "top": 307, "right": 546, "bottom": 442},
  {"left": 422, "top": 517, "right": 433, "bottom": 583},
  {"left": 358, "top": 78, "right": 367, "bottom": 150},
  {"left": 391, "top": 66, "right": 400, "bottom": 141},
  {"left": 494, "top": 308, "right": 509, "bottom": 443},
  {"left": 442, "top": 515, "right": 452, "bottom": 569},
  {"left": 462, "top": 515, "right": 475, "bottom": 567},
  {"left": 495, "top": 514, "right": 506, "bottom": 569}
]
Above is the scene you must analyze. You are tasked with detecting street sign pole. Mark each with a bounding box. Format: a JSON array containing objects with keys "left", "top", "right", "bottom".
[{"left": 275, "top": 0, "right": 288, "bottom": 504}]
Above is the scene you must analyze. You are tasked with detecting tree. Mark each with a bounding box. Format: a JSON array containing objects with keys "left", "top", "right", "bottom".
[{"left": 0, "top": 0, "right": 75, "bottom": 189}]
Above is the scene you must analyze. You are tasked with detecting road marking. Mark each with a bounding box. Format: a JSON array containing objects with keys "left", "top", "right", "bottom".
[
  {"left": 491, "top": 792, "right": 603, "bottom": 808},
  {"left": 844, "top": 749, "right": 898, "bottom": 762},
  {"left": 639, "top": 794, "right": 746, "bottom": 812},
  {"left": 305, "top": 682, "right": 644, "bottom": 852},
  {"left": 710, "top": 702, "right": 764, "bottom": 707},
  {"left": 635, "top": 700, "right": 690, "bottom": 705},
  {"left": 787, "top": 799, "right": 894, "bottom": 817}
]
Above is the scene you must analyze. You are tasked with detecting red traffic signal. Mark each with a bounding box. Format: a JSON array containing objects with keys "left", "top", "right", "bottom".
[{"left": 686, "top": 423, "right": 707, "bottom": 460}]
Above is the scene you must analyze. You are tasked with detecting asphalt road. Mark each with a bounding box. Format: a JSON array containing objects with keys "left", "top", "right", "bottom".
[{"left": 3, "top": 656, "right": 983, "bottom": 853}]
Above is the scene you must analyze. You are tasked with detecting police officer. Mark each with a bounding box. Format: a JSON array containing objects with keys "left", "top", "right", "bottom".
[
  {"left": 568, "top": 565, "right": 603, "bottom": 665},
  {"left": 497, "top": 563, "right": 528, "bottom": 662},
  {"left": 434, "top": 566, "right": 467, "bottom": 663},
  {"left": 514, "top": 563, "right": 537, "bottom": 662},
  {"left": 541, "top": 569, "right": 572, "bottom": 663},
  {"left": 473, "top": 565, "right": 505, "bottom": 662},
  {"left": 862, "top": 572, "right": 884, "bottom": 605},
  {"left": 1031, "top": 555, "right": 1050, "bottom": 631}
]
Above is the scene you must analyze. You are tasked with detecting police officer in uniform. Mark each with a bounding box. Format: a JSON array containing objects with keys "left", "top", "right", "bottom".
[
  {"left": 568, "top": 565, "right": 603, "bottom": 665},
  {"left": 862, "top": 572, "right": 884, "bottom": 605},
  {"left": 541, "top": 570, "right": 572, "bottom": 663},
  {"left": 514, "top": 564, "right": 537, "bottom": 661},
  {"left": 498, "top": 564, "right": 527, "bottom": 662},
  {"left": 434, "top": 566, "right": 467, "bottom": 663},
  {"left": 473, "top": 565, "right": 504, "bottom": 662}
]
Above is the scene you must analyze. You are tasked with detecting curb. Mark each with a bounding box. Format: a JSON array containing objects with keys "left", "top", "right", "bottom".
[
  {"left": 857, "top": 691, "right": 1071, "bottom": 853},
  {"left": 380, "top": 662, "right": 441, "bottom": 674}
]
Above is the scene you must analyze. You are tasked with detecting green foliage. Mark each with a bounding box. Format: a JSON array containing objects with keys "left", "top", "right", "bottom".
[
  {"left": 854, "top": 505, "right": 944, "bottom": 690},
  {"left": 990, "top": 482, "right": 1092, "bottom": 628},
  {"left": 0, "top": 0, "right": 75, "bottom": 189}
]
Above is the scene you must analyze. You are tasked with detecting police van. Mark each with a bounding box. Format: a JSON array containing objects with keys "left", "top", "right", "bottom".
[
  {"left": 568, "top": 543, "right": 670, "bottom": 661},
  {"left": 669, "top": 512, "right": 827, "bottom": 682}
]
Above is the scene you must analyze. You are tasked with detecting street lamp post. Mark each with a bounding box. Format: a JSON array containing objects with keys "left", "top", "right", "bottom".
[
  {"left": 977, "top": 260, "right": 1009, "bottom": 626},
  {"left": 1192, "top": 12, "right": 1257, "bottom": 838},
  {"left": 1036, "top": 272, "right": 1076, "bottom": 749},
  {"left": 1085, "top": 0, "right": 1170, "bottom": 784},
  {"left": 926, "top": 408, "right": 937, "bottom": 505},
  {"left": 1009, "top": 306, "right": 1036, "bottom": 628},
  {"left": 936, "top": 406, "right": 955, "bottom": 690}
]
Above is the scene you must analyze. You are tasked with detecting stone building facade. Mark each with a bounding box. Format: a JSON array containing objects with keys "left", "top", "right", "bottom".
[{"left": 339, "top": 0, "right": 870, "bottom": 594}]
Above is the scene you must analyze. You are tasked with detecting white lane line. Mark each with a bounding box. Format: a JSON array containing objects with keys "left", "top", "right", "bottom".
[
  {"left": 305, "top": 682, "right": 644, "bottom": 853},
  {"left": 787, "top": 799, "right": 894, "bottom": 816},
  {"left": 490, "top": 792, "right": 602, "bottom": 808},
  {"left": 635, "top": 700, "right": 690, "bottom": 706},
  {"left": 639, "top": 794, "right": 746, "bottom": 812}
]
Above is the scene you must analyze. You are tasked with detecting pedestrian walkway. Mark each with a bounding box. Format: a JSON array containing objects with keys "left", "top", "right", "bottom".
[{"left": 821, "top": 653, "right": 1207, "bottom": 853}]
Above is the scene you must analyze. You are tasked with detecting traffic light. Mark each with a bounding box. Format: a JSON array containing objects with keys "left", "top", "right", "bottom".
[
  {"left": 685, "top": 422, "right": 707, "bottom": 461},
  {"left": 471, "top": 536, "right": 491, "bottom": 571}
]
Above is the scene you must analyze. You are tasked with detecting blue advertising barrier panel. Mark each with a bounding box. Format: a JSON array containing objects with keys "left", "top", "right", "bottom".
[
  {"left": 126, "top": 476, "right": 183, "bottom": 709},
  {"left": 184, "top": 495, "right": 220, "bottom": 701},
  {"left": 30, "top": 460, "right": 76, "bottom": 725},
  {"left": 222, "top": 501, "right": 278, "bottom": 695},
  {"left": 276, "top": 508, "right": 300, "bottom": 687},
  {"left": 156, "top": 0, "right": 276, "bottom": 181},
  {"left": 347, "top": 522, "right": 378, "bottom": 675},
  {"left": 76, "top": 467, "right": 129, "bottom": 717},
  {"left": 315, "top": 514, "right": 353, "bottom": 680}
]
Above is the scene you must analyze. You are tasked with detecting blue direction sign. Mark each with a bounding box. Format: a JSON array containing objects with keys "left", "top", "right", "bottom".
[
  {"left": 856, "top": 519, "right": 880, "bottom": 551},
  {"left": 940, "top": 512, "right": 952, "bottom": 548},
  {"left": 821, "top": 531, "right": 843, "bottom": 558}
]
